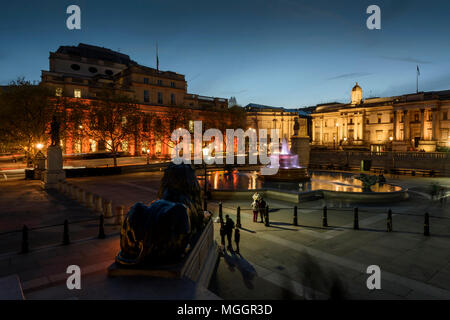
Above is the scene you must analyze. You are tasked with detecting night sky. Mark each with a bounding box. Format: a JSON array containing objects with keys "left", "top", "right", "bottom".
[{"left": 1, "top": 0, "right": 450, "bottom": 108}]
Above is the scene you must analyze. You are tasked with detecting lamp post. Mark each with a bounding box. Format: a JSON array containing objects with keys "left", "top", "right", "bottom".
[
  {"left": 202, "top": 147, "right": 209, "bottom": 211},
  {"left": 146, "top": 149, "right": 150, "bottom": 165}
]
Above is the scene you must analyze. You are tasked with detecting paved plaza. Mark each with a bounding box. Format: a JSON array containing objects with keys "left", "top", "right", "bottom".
[{"left": 0, "top": 171, "right": 449, "bottom": 299}]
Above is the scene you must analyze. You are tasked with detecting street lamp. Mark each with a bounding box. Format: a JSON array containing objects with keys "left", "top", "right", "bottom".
[
  {"left": 36, "top": 143, "right": 44, "bottom": 150},
  {"left": 146, "top": 149, "right": 150, "bottom": 165}
]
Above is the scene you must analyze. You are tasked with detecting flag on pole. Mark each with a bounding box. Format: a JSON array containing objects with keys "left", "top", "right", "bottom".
[
  {"left": 417, "top": 65, "right": 420, "bottom": 76},
  {"left": 156, "top": 42, "right": 159, "bottom": 72}
]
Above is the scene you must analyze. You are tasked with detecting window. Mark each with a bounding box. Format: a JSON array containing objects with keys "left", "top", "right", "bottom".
[
  {"left": 70, "top": 64, "right": 81, "bottom": 71},
  {"left": 144, "top": 90, "right": 149, "bottom": 103},
  {"left": 443, "top": 111, "right": 448, "bottom": 121},
  {"left": 377, "top": 114, "right": 382, "bottom": 124},
  {"left": 74, "top": 89, "right": 81, "bottom": 98},
  {"left": 144, "top": 77, "right": 149, "bottom": 84},
  {"left": 171, "top": 93, "right": 175, "bottom": 105},
  {"left": 349, "top": 118, "right": 353, "bottom": 125},
  {"left": 88, "top": 67, "right": 98, "bottom": 73},
  {"left": 122, "top": 141, "right": 128, "bottom": 152},
  {"left": 414, "top": 113, "right": 419, "bottom": 122},
  {"left": 158, "top": 92, "right": 163, "bottom": 104},
  {"left": 105, "top": 69, "right": 113, "bottom": 76},
  {"left": 366, "top": 119, "right": 370, "bottom": 124},
  {"left": 170, "top": 82, "right": 175, "bottom": 88},
  {"left": 55, "top": 88, "right": 63, "bottom": 97},
  {"left": 157, "top": 80, "right": 163, "bottom": 86}
]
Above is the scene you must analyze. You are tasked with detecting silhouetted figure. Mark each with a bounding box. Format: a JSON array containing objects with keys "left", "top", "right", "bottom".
[
  {"left": 219, "top": 224, "right": 226, "bottom": 248},
  {"left": 50, "top": 115, "right": 60, "bottom": 146},
  {"left": 224, "top": 214, "right": 235, "bottom": 250},
  {"left": 259, "top": 198, "right": 266, "bottom": 223},
  {"left": 234, "top": 228, "right": 240, "bottom": 254}
]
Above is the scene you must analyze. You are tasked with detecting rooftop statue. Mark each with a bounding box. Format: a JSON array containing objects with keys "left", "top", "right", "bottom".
[{"left": 116, "top": 163, "right": 205, "bottom": 266}]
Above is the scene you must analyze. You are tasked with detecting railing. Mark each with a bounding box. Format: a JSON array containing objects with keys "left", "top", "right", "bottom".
[{"left": 312, "top": 150, "right": 449, "bottom": 160}]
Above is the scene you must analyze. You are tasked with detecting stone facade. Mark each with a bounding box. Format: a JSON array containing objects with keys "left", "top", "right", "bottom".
[{"left": 311, "top": 83, "right": 450, "bottom": 152}]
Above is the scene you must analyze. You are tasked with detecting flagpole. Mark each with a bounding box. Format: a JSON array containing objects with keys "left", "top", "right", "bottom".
[{"left": 416, "top": 65, "right": 419, "bottom": 93}]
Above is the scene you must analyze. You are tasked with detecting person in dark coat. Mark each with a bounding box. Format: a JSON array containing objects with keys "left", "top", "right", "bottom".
[
  {"left": 259, "top": 198, "right": 267, "bottom": 223},
  {"left": 234, "top": 228, "right": 240, "bottom": 255},
  {"left": 219, "top": 224, "right": 226, "bottom": 249},
  {"left": 224, "top": 214, "right": 235, "bottom": 249}
]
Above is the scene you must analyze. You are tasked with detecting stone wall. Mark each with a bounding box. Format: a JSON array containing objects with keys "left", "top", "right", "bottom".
[{"left": 310, "top": 150, "right": 450, "bottom": 176}]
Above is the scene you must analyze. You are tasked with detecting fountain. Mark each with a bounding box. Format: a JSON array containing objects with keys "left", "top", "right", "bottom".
[{"left": 260, "top": 138, "right": 310, "bottom": 182}]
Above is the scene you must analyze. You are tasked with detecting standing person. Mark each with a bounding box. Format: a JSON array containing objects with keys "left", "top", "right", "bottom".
[
  {"left": 251, "top": 198, "right": 259, "bottom": 222},
  {"left": 219, "top": 223, "right": 226, "bottom": 250},
  {"left": 234, "top": 228, "right": 240, "bottom": 255},
  {"left": 259, "top": 197, "right": 267, "bottom": 223},
  {"left": 224, "top": 214, "right": 235, "bottom": 250}
]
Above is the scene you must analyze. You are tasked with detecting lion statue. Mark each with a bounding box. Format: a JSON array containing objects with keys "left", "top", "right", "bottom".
[{"left": 116, "top": 163, "right": 206, "bottom": 266}]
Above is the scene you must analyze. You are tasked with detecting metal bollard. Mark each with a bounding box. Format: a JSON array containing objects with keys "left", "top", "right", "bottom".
[
  {"left": 424, "top": 212, "right": 430, "bottom": 236},
  {"left": 86, "top": 192, "right": 94, "bottom": 209},
  {"left": 115, "top": 206, "right": 125, "bottom": 226},
  {"left": 236, "top": 206, "right": 242, "bottom": 229},
  {"left": 219, "top": 202, "right": 223, "bottom": 221},
  {"left": 387, "top": 209, "right": 393, "bottom": 232},
  {"left": 62, "top": 219, "right": 70, "bottom": 245},
  {"left": 21, "top": 225, "right": 29, "bottom": 254},
  {"left": 94, "top": 195, "right": 103, "bottom": 213},
  {"left": 322, "top": 206, "right": 328, "bottom": 227},
  {"left": 265, "top": 205, "right": 270, "bottom": 226},
  {"left": 293, "top": 206, "right": 298, "bottom": 226},
  {"left": 98, "top": 214, "right": 105, "bottom": 239},
  {"left": 353, "top": 207, "right": 359, "bottom": 230},
  {"left": 104, "top": 200, "right": 113, "bottom": 218}
]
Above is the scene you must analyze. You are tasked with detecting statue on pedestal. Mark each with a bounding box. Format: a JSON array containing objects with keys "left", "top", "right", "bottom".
[
  {"left": 50, "top": 116, "right": 60, "bottom": 146},
  {"left": 115, "top": 163, "right": 205, "bottom": 266}
]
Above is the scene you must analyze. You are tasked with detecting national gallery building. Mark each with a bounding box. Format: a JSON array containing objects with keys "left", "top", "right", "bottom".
[{"left": 311, "top": 83, "right": 450, "bottom": 152}]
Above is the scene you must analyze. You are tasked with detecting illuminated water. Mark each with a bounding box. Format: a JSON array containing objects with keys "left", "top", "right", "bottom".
[{"left": 203, "top": 170, "right": 402, "bottom": 193}]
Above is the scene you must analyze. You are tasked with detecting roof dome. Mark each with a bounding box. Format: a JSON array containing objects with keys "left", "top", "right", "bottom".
[{"left": 351, "top": 82, "right": 362, "bottom": 104}]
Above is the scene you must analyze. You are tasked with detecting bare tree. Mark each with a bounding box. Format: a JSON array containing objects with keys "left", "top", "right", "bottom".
[{"left": 84, "top": 90, "right": 142, "bottom": 166}]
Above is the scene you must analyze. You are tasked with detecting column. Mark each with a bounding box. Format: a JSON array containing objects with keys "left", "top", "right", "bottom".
[
  {"left": 312, "top": 118, "right": 316, "bottom": 142},
  {"left": 403, "top": 110, "right": 410, "bottom": 141},
  {"left": 319, "top": 118, "right": 323, "bottom": 144},
  {"left": 393, "top": 110, "right": 397, "bottom": 140},
  {"left": 432, "top": 108, "right": 439, "bottom": 141},
  {"left": 420, "top": 109, "right": 425, "bottom": 140},
  {"left": 361, "top": 111, "right": 365, "bottom": 142}
]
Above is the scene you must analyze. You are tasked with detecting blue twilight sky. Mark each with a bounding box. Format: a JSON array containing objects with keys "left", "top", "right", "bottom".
[{"left": 1, "top": 0, "right": 450, "bottom": 109}]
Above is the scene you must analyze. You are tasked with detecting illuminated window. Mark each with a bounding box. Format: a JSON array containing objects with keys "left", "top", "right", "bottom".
[
  {"left": 189, "top": 120, "right": 194, "bottom": 133},
  {"left": 122, "top": 141, "right": 128, "bottom": 152},
  {"left": 55, "top": 88, "right": 63, "bottom": 97},
  {"left": 74, "top": 89, "right": 82, "bottom": 98}
]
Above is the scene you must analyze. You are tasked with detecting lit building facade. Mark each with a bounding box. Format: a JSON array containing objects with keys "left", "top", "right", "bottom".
[
  {"left": 311, "top": 83, "right": 450, "bottom": 152},
  {"left": 40, "top": 43, "right": 230, "bottom": 157}
]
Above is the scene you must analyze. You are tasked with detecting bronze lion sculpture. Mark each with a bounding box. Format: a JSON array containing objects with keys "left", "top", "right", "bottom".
[{"left": 116, "top": 163, "right": 205, "bottom": 266}]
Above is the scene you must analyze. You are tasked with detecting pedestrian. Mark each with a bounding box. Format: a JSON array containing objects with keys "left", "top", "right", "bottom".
[
  {"left": 224, "top": 214, "right": 235, "bottom": 250},
  {"left": 234, "top": 228, "right": 240, "bottom": 255},
  {"left": 259, "top": 197, "right": 267, "bottom": 223},
  {"left": 251, "top": 198, "right": 259, "bottom": 222},
  {"left": 219, "top": 223, "right": 226, "bottom": 249}
]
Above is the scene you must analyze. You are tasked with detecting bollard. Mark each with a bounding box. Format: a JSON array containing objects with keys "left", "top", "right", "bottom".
[
  {"left": 322, "top": 206, "right": 328, "bottom": 227},
  {"left": 353, "top": 207, "right": 359, "bottom": 230},
  {"left": 104, "top": 200, "right": 113, "bottom": 218},
  {"left": 424, "top": 212, "right": 430, "bottom": 236},
  {"left": 86, "top": 192, "right": 94, "bottom": 209},
  {"left": 98, "top": 214, "right": 105, "bottom": 239},
  {"left": 236, "top": 206, "right": 242, "bottom": 229},
  {"left": 387, "top": 209, "right": 393, "bottom": 232},
  {"left": 94, "top": 195, "right": 103, "bottom": 213},
  {"left": 21, "top": 225, "right": 29, "bottom": 254},
  {"left": 70, "top": 185, "right": 78, "bottom": 200},
  {"left": 265, "top": 205, "right": 270, "bottom": 226},
  {"left": 115, "top": 206, "right": 125, "bottom": 226},
  {"left": 62, "top": 220, "right": 70, "bottom": 245},
  {"left": 293, "top": 206, "right": 298, "bottom": 226},
  {"left": 79, "top": 189, "right": 86, "bottom": 205},
  {"left": 219, "top": 202, "right": 223, "bottom": 221}
]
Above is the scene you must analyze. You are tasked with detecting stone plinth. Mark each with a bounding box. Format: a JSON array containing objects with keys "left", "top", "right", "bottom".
[
  {"left": 392, "top": 141, "right": 409, "bottom": 152},
  {"left": 290, "top": 136, "right": 310, "bottom": 168},
  {"left": 42, "top": 146, "right": 65, "bottom": 190},
  {"left": 418, "top": 140, "right": 437, "bottom": 152}
]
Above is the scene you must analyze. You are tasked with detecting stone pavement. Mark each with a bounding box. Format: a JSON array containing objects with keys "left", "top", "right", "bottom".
[{"left": 207, "top": 191, "right": 450, "bottom": 299}]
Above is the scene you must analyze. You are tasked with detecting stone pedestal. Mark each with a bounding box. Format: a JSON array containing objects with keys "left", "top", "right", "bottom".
[
  {"left": 392, "top": 141, "right": 409, "bottom": 152},
  {"left": 418, "top": 140, "right": 437, "bottom": 152},
  {"left": 42, "top": 146, "right": 65, "bottom": 190},
  {"left": 290, "top": 136, "right": 310, "bottom": 168}
]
